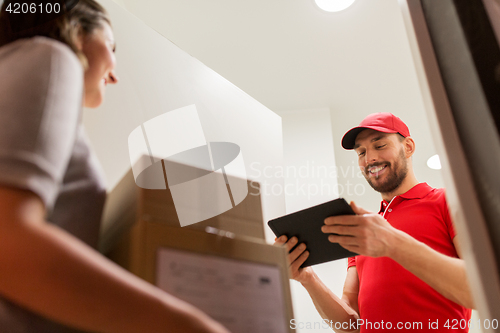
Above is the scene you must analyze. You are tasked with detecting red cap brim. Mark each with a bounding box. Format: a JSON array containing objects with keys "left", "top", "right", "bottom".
[{"left": 341, "top": 126, "right": 400, "bottom": 150}]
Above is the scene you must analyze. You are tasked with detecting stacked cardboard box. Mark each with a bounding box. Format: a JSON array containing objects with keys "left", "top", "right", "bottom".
[{"left": 103, "top": 168, "right": 266, "bottom": 278}]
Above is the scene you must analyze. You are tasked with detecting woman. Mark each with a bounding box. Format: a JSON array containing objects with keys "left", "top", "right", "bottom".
[{"left": 0, "top": 1, "right": 229, "bottom": 332}]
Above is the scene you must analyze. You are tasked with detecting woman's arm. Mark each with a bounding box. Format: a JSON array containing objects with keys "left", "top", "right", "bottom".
[{"left": 0, "top": 186, "right": 230, "bottom": 333}]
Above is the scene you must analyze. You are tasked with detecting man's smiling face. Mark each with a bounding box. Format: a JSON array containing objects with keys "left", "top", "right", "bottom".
[{"left": 354, "top": 129, "right": 409, "bottom": 194}]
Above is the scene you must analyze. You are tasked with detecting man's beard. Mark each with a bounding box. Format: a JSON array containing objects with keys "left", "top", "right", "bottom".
[{"left": 363, "top": 148, "right": 408, "bottom": 194}]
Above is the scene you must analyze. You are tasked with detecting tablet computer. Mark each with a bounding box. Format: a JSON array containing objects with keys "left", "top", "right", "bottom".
[{"left": 268, "top": 198, "right": 358, "bottom": 267}]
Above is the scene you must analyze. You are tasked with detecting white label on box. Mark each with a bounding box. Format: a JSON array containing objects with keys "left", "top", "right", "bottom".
[{"left": 156, "top": 248, "right": 288, "bottom": 333}]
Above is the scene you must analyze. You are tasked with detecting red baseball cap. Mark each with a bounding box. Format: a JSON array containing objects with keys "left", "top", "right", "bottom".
[{"left": 341, "top": 113, "right": 410, "bottom": 149}]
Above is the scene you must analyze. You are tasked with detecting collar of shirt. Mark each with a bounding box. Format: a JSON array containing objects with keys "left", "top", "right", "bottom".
[{"left": 379, "top": 182, "right": 433, "bottom": 213}]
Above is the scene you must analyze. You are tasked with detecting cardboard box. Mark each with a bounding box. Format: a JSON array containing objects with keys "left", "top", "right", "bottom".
[
  {"left": 100, "top": 165, "right": 294, "bottom": 332},
  {"left": 129, "top": 223, "right": 294, "bottom": 333},
  {"left": 101, "top": 165, "right": 266, "bottom": 274}
]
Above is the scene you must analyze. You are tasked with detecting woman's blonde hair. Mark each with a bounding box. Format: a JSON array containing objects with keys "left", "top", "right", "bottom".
[{"left": 0, "top": 0, "right": 111, "bottom": 68}]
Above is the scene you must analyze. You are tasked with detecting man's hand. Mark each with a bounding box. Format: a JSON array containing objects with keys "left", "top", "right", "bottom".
[
  {"left": 274, "top": 237, "right": 361, "bottom": 330},
  {"left": 322, "top": 201, "right": 400, "bottom": 258},
  {"left": 274, "top": 235, "right": 314, "bottom": 284}
]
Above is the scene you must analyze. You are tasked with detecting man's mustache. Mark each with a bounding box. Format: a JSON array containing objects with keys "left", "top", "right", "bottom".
[{"left": 364, "top": 161, "right": 391, "bottom": 175}]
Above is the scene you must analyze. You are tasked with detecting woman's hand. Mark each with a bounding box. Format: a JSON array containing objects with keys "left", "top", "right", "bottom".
[{"left": 274, "top": 235, "right": 314, "bottom": 284}]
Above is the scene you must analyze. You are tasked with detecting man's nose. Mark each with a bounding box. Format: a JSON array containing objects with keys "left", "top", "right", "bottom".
[{"left": 364, "top": 149, "right": 378, "bottom": 165}]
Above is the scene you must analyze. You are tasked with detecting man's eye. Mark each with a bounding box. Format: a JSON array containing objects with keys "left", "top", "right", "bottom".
[
  {"left": 376, "top": 144, "right": 386, "bottom": 149},
  {"left": 358, "top": 152, "right": 365, "bottom": 157}
]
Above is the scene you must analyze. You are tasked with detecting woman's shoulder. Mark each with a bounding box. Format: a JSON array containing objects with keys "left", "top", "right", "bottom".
[
  {"left": 0, "top": 36, "right": 84, "bottom": 136},
  {"left": 0, "top": 36, "right": 76, "bottom": 58},
  {"left": 0, "top": 36, "right": 82, "bottom": 76},
  {"left": 0, "top": 36, "right": 83, "bottom": 101}
]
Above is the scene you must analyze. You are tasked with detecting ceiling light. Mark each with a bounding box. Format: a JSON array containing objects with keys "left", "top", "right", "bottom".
[
  {"left": 427, "top": 154, "right": 442, "bottom": 170},
  {"left": 314, "top": 0, "right": 356, "bottom": 12}
]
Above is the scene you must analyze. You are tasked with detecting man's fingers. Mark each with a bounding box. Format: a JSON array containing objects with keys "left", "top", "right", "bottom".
[
  {"left": 324, "top": 202, "right": 374, "bottom": 225},
  {"left": 327, "top": 233, "right": 361, "bottom": 254},
  {"left": 328, "top": 234, "right": 357, "bottom": 246},
  {"left": 273, "top": 235, "right": 288, "bottom": 246},
  {"left": 284, "top": 236, "right": 299, "bottom": 252},
  {"left": 321, "top": 225, "right": 358, "bottom": 236},
  {"left": 288, "top": 242, "right": 307, "bottom": 264},
  {"left": 324, "top": 215, "right": 361, "bottom": 226},
  {"left": 290, "top": 250, "right": 309, "bottom": 274},
  {"left": 338, "top": 243, "right": 360, "bottom": 254},
  {"left": 273, "top": 235, "right": 303, "bottom": 256}
]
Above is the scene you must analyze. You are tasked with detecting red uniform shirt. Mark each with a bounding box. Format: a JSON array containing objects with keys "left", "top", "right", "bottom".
[{"left": 348, "top": 183, "right": 471, "bottom": 332}]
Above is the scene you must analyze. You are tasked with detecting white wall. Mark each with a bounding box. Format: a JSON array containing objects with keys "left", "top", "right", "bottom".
[
  {"left": 278, "top": 108, "right": 482, "bottom": 333},
  {"left": 278, "top": 108, "right": 339, "bottom": 213},
  {"left": 277, "top": 108, "right": 347, "bottom": 333},
  {"left": 86, "top": 0, "right": 286, "bottom": 240},
  {"left": 99, "top": 1, "right": 481, "bottom": 330}
]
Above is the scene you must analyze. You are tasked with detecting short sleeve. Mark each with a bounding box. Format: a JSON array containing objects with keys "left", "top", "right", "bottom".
[
  {"left": 348, "top": 256, "right": 357, "bottom": 270},
  {"left": 442, "top": 195, "right": 457, "bottom": 240},
  {"left": 439, "top": 189, "right": 457, "bottom": 240},
  {"left": 0, "top": 37, "right": 83, "bottom": 209}
]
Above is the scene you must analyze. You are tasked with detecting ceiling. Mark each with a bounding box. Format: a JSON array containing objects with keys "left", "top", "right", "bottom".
[
  {"left": 108, "top": 0, "right": 445, "bottom": 196},
  {"left": 111, "top": 0, "right": 420, "bottom": 111}
]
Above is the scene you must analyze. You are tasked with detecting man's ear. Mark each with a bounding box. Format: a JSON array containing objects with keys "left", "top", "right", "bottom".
[{"left": 404, "top": 137, "right": 416, "bottom": 158}]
